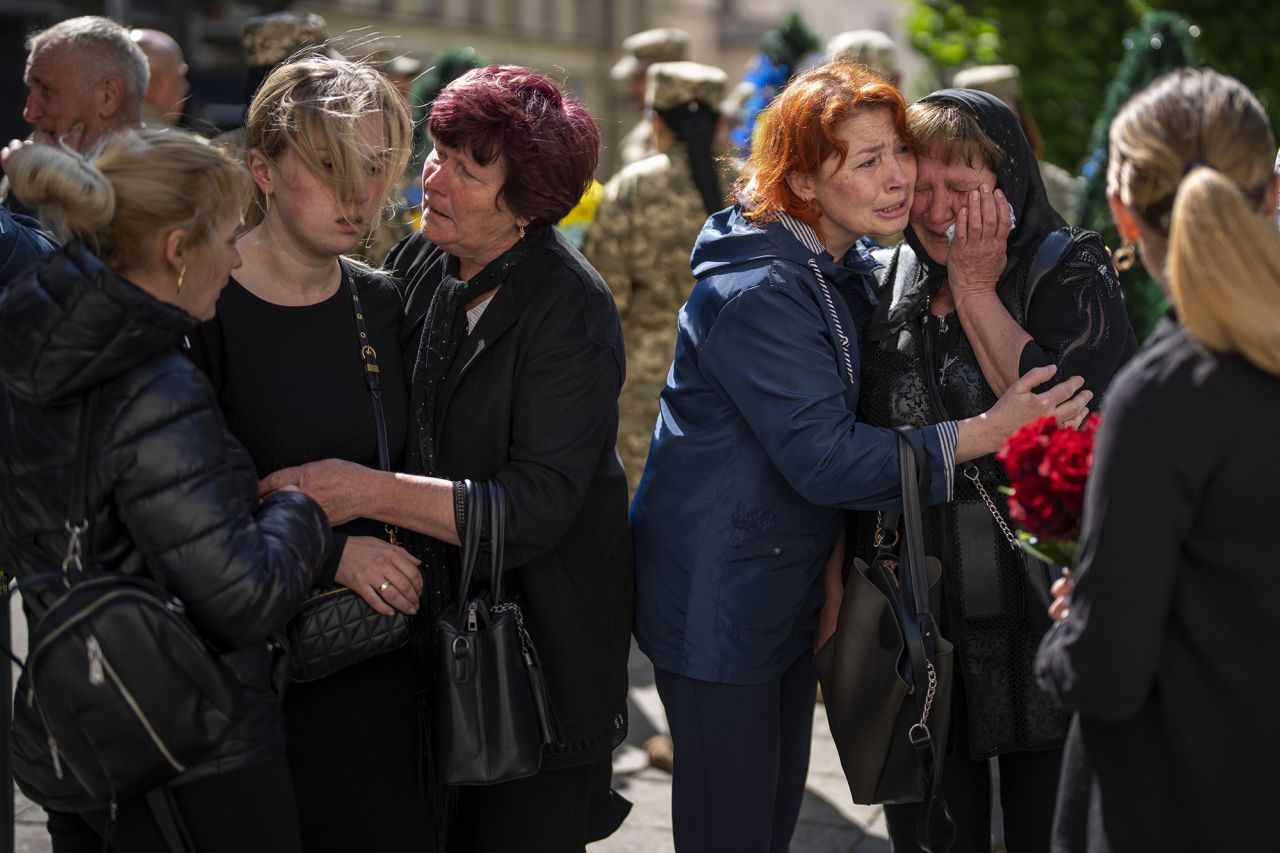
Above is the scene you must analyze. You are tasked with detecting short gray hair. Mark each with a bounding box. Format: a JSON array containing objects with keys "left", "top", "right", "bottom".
[{"left": 27, "top": 16, "right": 149, "bottom": 116}]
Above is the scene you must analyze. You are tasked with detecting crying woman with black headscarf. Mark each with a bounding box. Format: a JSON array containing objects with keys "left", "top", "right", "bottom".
[{"left": 851, "top": 90, "right": 1138, "bottom": 853}]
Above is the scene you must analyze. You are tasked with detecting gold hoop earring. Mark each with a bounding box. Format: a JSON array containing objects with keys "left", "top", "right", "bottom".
[
  {"left": 1112, "top": 242, "right": 1137, "bottom": 273},
  {"left": 177, "top": 265, "right": 186, "bottom": 294}
]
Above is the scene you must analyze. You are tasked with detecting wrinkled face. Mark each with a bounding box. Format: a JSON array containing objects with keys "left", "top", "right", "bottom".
[
  {"left": 910, "top": 149, "right": 999, "bottom": 265},
  {"left": 23, "top": 44, "right": 105, "bottom": 150},
  {"left": 256, "top": 115, "right": 390, "bottom": 260},
  {"left": 788, "top": 107, "right": 915, "bottom": 258},
  {"left": 180, "top": 209, "right": 243, "bottom": 321},
  {"left": 420, "top": 142, "right": 523, "bottom": 273}
]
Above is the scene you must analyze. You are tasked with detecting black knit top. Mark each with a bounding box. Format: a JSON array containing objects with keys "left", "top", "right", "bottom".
[{"left": 187, "top": 262, "right": 409, "bottom": 586}]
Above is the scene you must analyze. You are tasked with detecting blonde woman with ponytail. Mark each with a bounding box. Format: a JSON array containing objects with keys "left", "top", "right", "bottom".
[
  {"left": 0, "top": 130, "right": 330, "bottom": 851},
  {"left": 1036, "top": 68, "right": 1280, "bottom": 852}
]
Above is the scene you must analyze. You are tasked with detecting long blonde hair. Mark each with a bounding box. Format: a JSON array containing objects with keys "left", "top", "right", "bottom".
[
  {"left": 1108, "top": 68, "right": 1280, "bottom": 375},
  {"left": 6, "top": 129, "right": 251, "bottom": 271},
  {"left": 243, "top": 55, "right": 411, "bottom": 229}
]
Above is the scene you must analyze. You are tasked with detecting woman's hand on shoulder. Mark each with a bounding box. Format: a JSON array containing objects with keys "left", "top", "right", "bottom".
[
  {"left": 260, "top": 458, "right": 375, "bottom": 526},
  {"left": 956, "top": 365, "right": 1092, "bottom": 460},
  {"left": 334, "top": 536, "right": 423, "bottom": 616},
  {"left": 947, "top": 184, "right": 1012, "bottom": 300}
]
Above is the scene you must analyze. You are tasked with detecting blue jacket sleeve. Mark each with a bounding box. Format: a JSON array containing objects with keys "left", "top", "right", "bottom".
[{"left": 697, "top": 276, "right": 954, "bottom": 509}]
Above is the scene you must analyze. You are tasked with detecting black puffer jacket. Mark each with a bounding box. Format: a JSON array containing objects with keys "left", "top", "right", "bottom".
[{"left": 0, "top": 242, "right": 331, "bottom": 812}]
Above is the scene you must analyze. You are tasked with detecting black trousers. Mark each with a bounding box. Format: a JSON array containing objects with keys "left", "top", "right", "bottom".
[
  {"left": 453, "top": 754, "right": 630, "bottom": 853},
  {"left": 46, "top": 755, "right": 301, "bottom": 853},
  {"left": 654, "top": 652, "right": 817, "bottom": 853},
  {"left": 884, "top": 690, "right": 1063, "bottom": 853}
]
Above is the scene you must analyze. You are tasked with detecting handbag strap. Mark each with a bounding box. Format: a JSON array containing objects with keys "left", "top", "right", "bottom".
[
  {"left": 344, "top": 268, "right": 391, "bottom": 473},
  {"left": 894, "top": 429, "right": 956, "bottom": 853},
  {"left": 144, "top": 786, "right": 193, "bottom": 853},
  {"left": 345, "top": 268, "right": 402, "bottom": 546},
  {"left": 486, "top": 480, "right": 507, "bottom": 600},
  {"left": 453, "top": 479, "right": 486, "bottom": 619}
]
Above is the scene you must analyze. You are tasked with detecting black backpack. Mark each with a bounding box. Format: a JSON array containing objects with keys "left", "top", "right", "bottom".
[{"left": 15, "top": 385, "right": 243, "bottom": 810}]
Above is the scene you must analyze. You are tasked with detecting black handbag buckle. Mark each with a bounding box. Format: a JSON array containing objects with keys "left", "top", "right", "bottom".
[{"left": 451, "top": 636, "right": 472, "bottom": 682}]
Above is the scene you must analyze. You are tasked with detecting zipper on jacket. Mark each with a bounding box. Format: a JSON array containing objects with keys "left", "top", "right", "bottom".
[{"left": 918, "top": 313, "right": 952, "bottom": 421}]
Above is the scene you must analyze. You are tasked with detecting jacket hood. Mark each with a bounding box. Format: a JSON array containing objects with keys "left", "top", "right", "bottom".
[
  {"left": 690, "top": 207, "right": 819, "bottom": 280},
  {"left": 0, "top": 241, "right": 195, "bottom": 404}
]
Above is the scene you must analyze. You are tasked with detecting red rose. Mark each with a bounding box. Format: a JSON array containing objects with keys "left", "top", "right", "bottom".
[
  {"left": 1000, "top": 414, "right": 1100, "bottom": 541},
  {"left": 996, "top": 415, "right": 1057, "bottom": 480}
]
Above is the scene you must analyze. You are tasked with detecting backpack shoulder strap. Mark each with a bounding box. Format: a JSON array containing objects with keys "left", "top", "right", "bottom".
[{"left": 1022, "top": 227, "right": 1076, "bottom": 320}]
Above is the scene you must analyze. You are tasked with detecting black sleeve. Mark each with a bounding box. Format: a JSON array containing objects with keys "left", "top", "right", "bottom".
[
  {"left": 1018, "top": 234, "right": 1137, "bottom": 400},
  {"left": 1034, "top": 364, "right": 1193, "bottom": 719},
  {"left": 102, "top": 360, "right": 332, "bottom": 650}
]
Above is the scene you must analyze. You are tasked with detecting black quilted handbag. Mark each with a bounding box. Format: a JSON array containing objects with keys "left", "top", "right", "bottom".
[
  {"left": 285, "top": 271, "right": 411, "bottom": 682},
  {"left": 285, "top": 584, "right": 410, "bottom": 682},
  {"left": 18, "top": 386, "right": 243, "bottom": 808}
]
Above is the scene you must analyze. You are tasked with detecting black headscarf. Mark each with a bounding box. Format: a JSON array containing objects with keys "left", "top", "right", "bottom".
[{"left": 904, "top": 88, "right": 1067, "bottom": 286}]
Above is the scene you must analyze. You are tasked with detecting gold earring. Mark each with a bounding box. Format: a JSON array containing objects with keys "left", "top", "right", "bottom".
[
  {"left": 177, "top": 264, "right": 186, "bottom": 294},
  {"left": 518, "top": 223, "right": 526, "bottom": 241},
  {"left": 1112, "top": 242, "right": 1137, "bottom": 273}
]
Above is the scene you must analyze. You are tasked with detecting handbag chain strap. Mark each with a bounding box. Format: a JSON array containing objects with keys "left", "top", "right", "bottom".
[
  {"left": 962, "top": 465, "right": 1019, "bottom": 552},
  {"left": 344, "top": 267, "right": 399, "bottom": 547}
]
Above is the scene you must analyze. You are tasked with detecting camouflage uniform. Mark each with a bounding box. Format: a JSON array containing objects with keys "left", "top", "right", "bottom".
[
  {"left": 610, "top": 29, "right": 688, "bottom": 172},
  {"left": 584, "top": 61, "right": 734, "bottom": 492}
]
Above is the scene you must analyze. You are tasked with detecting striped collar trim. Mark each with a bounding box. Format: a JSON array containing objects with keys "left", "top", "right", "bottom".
[{"left": 777, "top": 211, "right": 828, "bottom": 258}]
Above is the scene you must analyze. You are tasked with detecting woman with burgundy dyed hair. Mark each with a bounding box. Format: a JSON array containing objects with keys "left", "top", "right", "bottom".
[
  {"left": 629, "top": 60, "right": 1091, "bottom": 853},
  {"left": 259, "top": 66, "right": 634, "bottom": 852}
]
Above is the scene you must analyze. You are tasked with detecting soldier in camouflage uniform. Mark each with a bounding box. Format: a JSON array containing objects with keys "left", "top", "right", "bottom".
[
  {"left": 610, "top": 28, "right": 689, "bottom": 171},
  {"left": 585, "top": 61, "right": 735, "bottom": 493}
]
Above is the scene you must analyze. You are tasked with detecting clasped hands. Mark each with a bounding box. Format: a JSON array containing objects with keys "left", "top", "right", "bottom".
[{"left": 261, "top": 459, "right": 422, "bottom": 616}]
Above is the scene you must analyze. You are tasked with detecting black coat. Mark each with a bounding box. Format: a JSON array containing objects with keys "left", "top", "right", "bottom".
[
  {"left": 388, "top": 227, "right": 633, "bottom": 765},
  {"left": 0, "top": 243, "right": 331, "bottom": 812},
  {"left": 1036, "top": 317, "right": 1280, "bottom": 851}
]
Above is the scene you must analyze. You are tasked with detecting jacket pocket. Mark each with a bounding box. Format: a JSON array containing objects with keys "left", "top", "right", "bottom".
[{"left": 714, "top": 528, "right": 827, "bottom": 638}]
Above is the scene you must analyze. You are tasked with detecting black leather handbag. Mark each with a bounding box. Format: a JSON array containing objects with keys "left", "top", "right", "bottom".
[
  {"left": 434, "top": 479, "right": 561, "bottom": 785},
  {"left": 815, "top": 430, "right": 955, "bottom": 852},
  {"left": 18, "top": 386, "right": 243, "bottom": 810},
  {"left": 286, "top": 272, "right": 410, "bottom": 682}
]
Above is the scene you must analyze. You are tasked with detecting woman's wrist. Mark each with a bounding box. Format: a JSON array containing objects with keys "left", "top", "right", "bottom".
[{"left": 954, "top": 413, "right": 999, "bottom": 463}]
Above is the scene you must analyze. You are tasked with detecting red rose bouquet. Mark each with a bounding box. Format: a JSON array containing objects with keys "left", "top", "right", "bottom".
[{"left": 994, "top": 413, "right": 1101, "bottom": 567}]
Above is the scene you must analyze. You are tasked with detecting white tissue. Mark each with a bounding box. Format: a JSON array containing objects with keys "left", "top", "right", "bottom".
[{"left": 946, "top": 199, "right": 1017, "bottom": 243}]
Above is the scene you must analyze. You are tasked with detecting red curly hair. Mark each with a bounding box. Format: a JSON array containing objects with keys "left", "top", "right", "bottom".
[{"left": 735, "top": 61, "right": 909, "bottom": 230}]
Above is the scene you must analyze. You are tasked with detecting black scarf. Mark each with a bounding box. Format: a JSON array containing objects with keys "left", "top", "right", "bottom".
[
  {"left": 406, "top": 227, "right": 544, "bottom": 478},
  {"left": 903, "top": 88, "right": 1067, "bottom": 295}
]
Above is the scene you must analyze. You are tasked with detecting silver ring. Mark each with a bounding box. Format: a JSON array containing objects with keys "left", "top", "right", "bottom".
[{"left": 378, "top": 581, "right": 391, "bottom": 593}]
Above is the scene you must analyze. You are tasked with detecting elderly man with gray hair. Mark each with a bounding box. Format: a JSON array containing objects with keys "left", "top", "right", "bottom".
[{"left": 22, "top": 16, "right": 148, "bottom": 152}]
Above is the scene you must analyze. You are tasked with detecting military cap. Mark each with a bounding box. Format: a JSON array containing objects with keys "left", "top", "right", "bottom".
[
  {"left": 610, "top": 28, "right": 689, "bottom": 81},
  {"left": 242, "top": 11, "right": 334, "bottom": 68},
  {"left": 825, "top": 30, "right": 899, "bottom": 80},
  {"left": 952, "top": 64, "right": 1023, "bottom": 108},
  {"left": 646, "top": 61, "right": 728, "bottom": 112}
]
